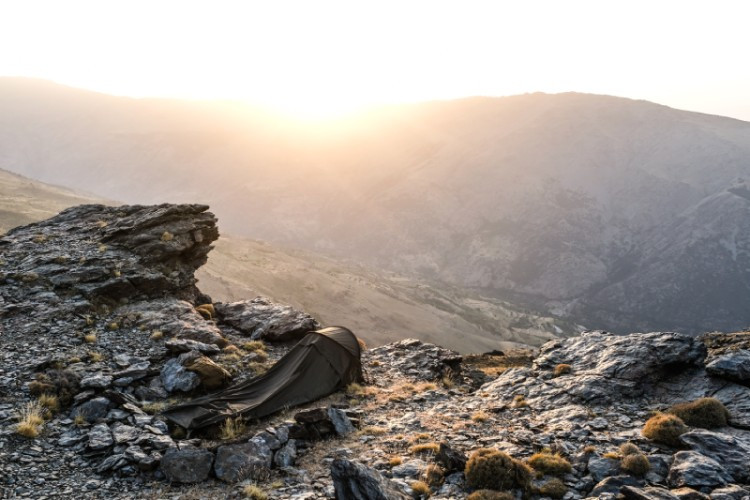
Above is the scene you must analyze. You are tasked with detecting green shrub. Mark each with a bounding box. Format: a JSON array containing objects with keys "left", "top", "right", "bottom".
[
  {"left": 527, "top": 452, "right": 572, "bottom": 476},
  {"left": 668, "top": 397, "right": 730, "bottom": 428},
  {"left": 621, "top": 453, "right": 651, "bottom": 476},
  {"left": 642, "top": 413, "right": 688, "bottom": 447},
  {"left": 467, "top": 491, "right": 514, "bottom": 500},
  {"left": 537, "top": 477, "right": 568, "bottom": 499},
  {"left": 465, "top": 448, "right": 532, "bottom": 491}
]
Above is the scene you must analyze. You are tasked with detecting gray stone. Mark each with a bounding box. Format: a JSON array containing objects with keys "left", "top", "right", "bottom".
[
  {"left": 113, "top": 361, "right": 150, "bottom": 381},
  {"left": 215, "top": 297, "right": 320, "bottom": 341},
  {"left": 80, "top": 373, "right": 113, "bottom": 390},
  {"left": 391, "top": 459, "right": 426, "bottom": 478},
  {"left": 679, "top": 430, "right": 750, "bottom": 482},
  {"left": 274, "top": 439, "right": 297, "bottom": 468},
  {"left": 254, "top": 430, "right": 281, "bottom": 451},
  {"left": 74, "top": 396, "right": 112, "bottom": 423},
  {"left": 621, "top": 486, "right": 680, "bottom": 500},
  {"left": 165, "top": 338, "right": 221, "bottom": 355},
  {"left": 706, "top": 350, "right": 750, "bottom": 382},
  {"left": 160, "top": 357, "right": 200, "bottom": 393},
  {"left": 667, "top": 451, "right": 732, "bottom": 488},
  {"left": 96, "top": 454, "right": 127, "bottom": 473},
  {"left": 160, "top": 447, "right": 214, "bottom": 483},
  {"left": 111, "top": 423, "right": 139, "bottom": 444},
  {"left": 330, "top": 459, "right": 409, "bottom": 500},
  {"left": 88, "top": 423, "right": 114, "bottom": 450},
  {"left": 709, "top": 485, "right": 750, "bottom": 500},
  {"left": 590, "top": 476, "right": 644, "bottom": 496},
  {"left": 328, "top": 407, "right": 355, "bottom": 436},
  {"left": 214, "top": 441, "right": 273, "bottom": 483},
  {"left": 588, "top": 455, "right": 620, "bottom": 482},
  {"left": 57, "top": 431, "right": 85, "bottom": 447}
]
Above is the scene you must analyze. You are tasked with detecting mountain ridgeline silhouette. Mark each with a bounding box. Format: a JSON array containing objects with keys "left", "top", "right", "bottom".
[{"left": 2, "top": 78, "right": 750, "bottom": 334}]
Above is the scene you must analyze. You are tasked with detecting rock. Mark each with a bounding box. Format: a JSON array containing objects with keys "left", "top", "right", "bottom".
[
  {"left": 621, "top": 486, "right": 680, "bottom": 500},
  {"left": 705, "top": 351, "right": 750, "bottom": 382},
  {"left": 590, "top": 476, "right": 644, "bottom": 496},
  {"left": 113, "top": 361, "right": 150, "bottom": 382},
  {"left": 679, "top": 429, "right": 750, "bottom": 482},
  {"left": 274, "top": 439, "right": 297, "bottom": 468},
  {"left": 160, "top": 358, "right": 201, "bottom": 393},
  {"left": 327, "top": 407, "right": 355, "bottom": 436},
  {"left": 130, "top": 299, "right": 226, "bottom": 346},
  {"left": 111, "top": 423, "right": 139, "bottom": 444},
  {"left": 669, "top": 487, "right": 710, "bottom": 500},
  {"left": 215, "top": 297, "right": 320, "bottom": 341},
  {"left": 391, "top": 459, "right": 426, "bottom": 478},
  {"left": 213, "top": 441, "right": 273, "bottom": 483},
  {"left": 435, "top": 442, "right": 467, "bottom": 473},
  {"left": 165, "top": 338, "right": 221, "bottom": 355},
  {"left": 588, "top": 455, "right": 621, "bottom": 482},
  {"left": 74, "top": 397, "right": 112, "bottom": 423},
  {"left": 96, "top": 454, "right": 127, "bottom": 473},
  {"left": 295, "top": 407, "right": 329, "bottom": 424},
  {"left": 254, "top": 430, "right": 281, "bottom": 451},
  {"left": 88, "top": 423, "right": 114, "bottom": 450},
  {"left": 667, "top": 451, "right": 732, "bottom": 488},
  {"left": 330, "top": 459, "right": 409, "bottom": 500},
  {"left": 160, "top": 447, "right": 214, "bottom": 483},
  {"left": 184, "top": 355, "right": 231, "bottom": 389},
  {"left": 80, "top": 373, "right": 113, "bottom": 390},
  {"left": 709, "top": 485, "right": 750, "bottom": 500}
]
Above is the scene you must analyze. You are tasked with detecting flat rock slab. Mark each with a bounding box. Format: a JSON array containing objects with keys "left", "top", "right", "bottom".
[
  {"left": 214, "top": 441, "right": 273, "bottom": 483},
  {"left": 160, "top": 447, "right": 214, "bottom": 483}
]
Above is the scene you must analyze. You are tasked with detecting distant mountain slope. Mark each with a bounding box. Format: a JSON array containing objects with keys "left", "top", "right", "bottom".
[
  {"left": 0, "top": 167, "right": 570, "bottom": 352},
  {"left": 3, "top": 78, "right": 750, "bottom": 333}
]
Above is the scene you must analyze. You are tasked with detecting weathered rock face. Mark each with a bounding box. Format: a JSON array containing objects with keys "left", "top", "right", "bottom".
[
  {"left": 160, "top": 447, "right": 214, "bottom": 483},
  {"left": 215, "top": 297, "right": 320, "bottom": 341},
  {"left": 213, "top": 441, "right": 273, "bottom": 483},
  {"left": 330, "top": 459, "right": 409, "bottom": 500}
]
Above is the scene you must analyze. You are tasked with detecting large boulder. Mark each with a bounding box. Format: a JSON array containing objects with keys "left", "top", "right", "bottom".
[
  {"left": 330, "top": 459, "right": 409, "bottom": 500},
  {"left": 160, "top": 447, "right": 214, "bottom": 483},
  {"left": 213, "top": 440, "right": 273, "bottom": 483},
  {"left": 160, "top": 358, "right": 201, "bottom": 393},
  {"left": 214, "top": 297, "right": 320, "bottom": 341},
  {"left": 667, "top": 451, "right": 732, "bottom": 489},
  {"left": 679, "top": 430, "right": 750, "bottom": 482}
]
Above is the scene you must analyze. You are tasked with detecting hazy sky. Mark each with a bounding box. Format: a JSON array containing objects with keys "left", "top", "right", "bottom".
[{"left": 1, "top": 0, "right": 749, "bottom": 120}]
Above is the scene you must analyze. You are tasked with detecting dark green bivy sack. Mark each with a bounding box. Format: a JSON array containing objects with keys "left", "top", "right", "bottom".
[{"left": 162, "top": 326, "right": 363, "bottom": 430}]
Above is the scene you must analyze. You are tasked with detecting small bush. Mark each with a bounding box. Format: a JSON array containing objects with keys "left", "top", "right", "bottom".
[
  {"left": 619, "top": 442, "right": 640, "bottom": 456},
  {"left": 219, "top": 416, "right": 246, "bottom": 440},
  {"left": 603, "top": 451, "right": 620, "bottom": 460},
  {"left": 467, "top": 491, "right": 514, "bottom": 500},
  {"left": 621, "top": 453, "right": 651, "bottom": 476},
  {"left": 642, "top": 413, "right": 688, "bottom": 447},
  {"left": 223, "top": 344, "right": 241, "bottom": 354},
  {"left": 74, "top": 413, "right": 87, "bottom": 426},
  {"left": 553, "top": 363, "right": 572, "bottom": 377},
  {"left": 149, "top": 330, "right": 163, "bottom": 340},
  {"left": 668, "top": 397, "right": 730, "bottom": 429},
  {"left": 161, "top": 231, "right": 174, "bottom": 242},
  {"left": 527, "top": 452, "right": 572, "bottom": 476},
  {"left": 409, "top": 443, "right": 440, "bottom": 455},
  {"left": 83, "top": 334, "right": 97, "bottom": 343},
  {"left": 465, "top": 448, "right": 532, "bottom": 491},
  {"left": 537, "top": 477, "right": 568, "bottom": 499},
  {"left": 243, "top": 484, "right": 268, "bottom": 500},
  {"left": 195, "top": 303, "right": 214, "bottom": 319},
  {"left": 582, "top": 445, "right": 596, "bottom": 454},
  {"left": 389, "top": 456, "right": 403, "bottom": 466},
  {"left": 422, "top": 464, "right": 444, "bottom": 487},
  {"left": 410, "top": 480, "right": 431, "bottom": 498},
  {"left": 88, "top": 351, "right": 104, "bottom": 363}
]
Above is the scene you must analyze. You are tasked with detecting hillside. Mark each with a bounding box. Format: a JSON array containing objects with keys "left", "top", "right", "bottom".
[
  {"left": 3, "top": 78, "right": 750, "bottom": 333},
  {"left": 0, "top": 168, "right": 570, "bottom": 352}
]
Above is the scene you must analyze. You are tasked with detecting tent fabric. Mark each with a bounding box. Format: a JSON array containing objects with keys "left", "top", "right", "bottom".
[{"left": 162, "top": 326, "right": 363, "bottom": 430}]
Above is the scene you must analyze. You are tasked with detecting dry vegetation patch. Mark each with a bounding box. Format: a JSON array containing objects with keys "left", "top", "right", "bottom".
[
  {"left": 668, "top": 397, "right": 730, "bottom": 428},
  {"left": 642, "top": 413, "right": 688, "bottom": 447}
]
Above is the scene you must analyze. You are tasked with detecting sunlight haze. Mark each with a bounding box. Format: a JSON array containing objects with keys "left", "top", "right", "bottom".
[{"left": 1, "top": 0, "right": 749, "bottom": 119}]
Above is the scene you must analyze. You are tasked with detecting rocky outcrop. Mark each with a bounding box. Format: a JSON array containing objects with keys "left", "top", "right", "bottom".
[
  {"left": 330, "top": 459, "right": 409, "bottom": 500},
  {"left": 215, "top": 297, "right": 320, "bottom": 341}
]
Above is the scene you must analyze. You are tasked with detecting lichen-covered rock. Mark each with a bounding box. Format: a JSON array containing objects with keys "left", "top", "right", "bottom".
[{"left": 215, "top": 297, "right": 320, "bottom": 341}]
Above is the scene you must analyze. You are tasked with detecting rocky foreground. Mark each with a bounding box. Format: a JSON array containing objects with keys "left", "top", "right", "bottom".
[{"left": 2, "top": 204, "right": 750, "bottom": 499}]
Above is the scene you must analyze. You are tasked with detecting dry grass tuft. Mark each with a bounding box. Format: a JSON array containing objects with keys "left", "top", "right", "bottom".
[
  {"left": 408, "top": 433, "right": 431, "bottom": 443},
  {"left": 511, "top": 394, "right": 529, "bottom": 408},
  {"left": 471, "top": 411, "right": 490, "bottom": 423},
  {"left": 668, "top": 397, "right": 730, "bottom": 429},
  {"left": 242, "top": 484, "right": 268, "bottom": 500},
  {"left": 83, "top": 333, "right": 97, "bottom": 343},
  {"left": 161, "top": 231, "right": 174, "bottom": 242},
  {"left": 467, "top": 491, "right": 514, "bottom": 500},
  {"left": 537, "top": 477, "right": 568, "bottom": 498},
  {"left": 16, "top": 402, "right": 45, "bottom": 438},
  {"left": 642, "top": 413, "right": 688, "bottom": 447},
  {"left": 619, "top": 442, "right": 641, "bottom": 456},
  {"left": 358, "top": 426, "right": 387, "bottom": 436},
  {"left": 242, "top": 340, "right": 266, "bottom": 352},
  {"left": 74, "top": 413, "right": 87, "bottom": 426},
  {"left": 465, "top": 448, "right": 532, "bottom": 491},
  {"left": 409, "top": 443, "right": 440, "bottom": 455},
  {"left": 219, "top": 416, "right": 247, "bottom": 440},
  {"left": 422, "top": 464, "right": 444, "bottom": 487},
  {"left": 527, "top": 452, "right": 572, "bottom": 476},
  {"left": 389, "top": 456, "right": 403, "bottom": 467},
  {"left": 88, "top": 351, "right": 104, "bottom": 363},
  {"left": 410, "top": 480, "right": 431, "bottom": 498},
  {"left": 38, "top": 393, "right": 59, "bottom": 413},
  {"left": 621, "top": 452, "right": 651, "bottom": 476},
  {"left": 223, "top": 344, "right": 241, "bottom": 354},
  {"left": 553, "top": 363, "right": 572, "bottom": 377},
  {"left": 149, "top": 330, "right": 164, "bottom": 340}
]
